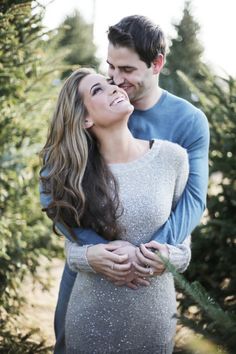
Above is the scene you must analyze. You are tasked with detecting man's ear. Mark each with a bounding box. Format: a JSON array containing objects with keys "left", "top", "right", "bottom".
[
  {"left": 84, "top": 117, "right": 94, "bottom": 129},
  {"left": 152, "top": 54, "right": 164, "bottom": 75}
]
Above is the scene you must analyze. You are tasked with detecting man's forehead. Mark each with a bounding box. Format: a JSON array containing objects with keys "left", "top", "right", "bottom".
[
  {"left": 108, "top": 43, "right": 139, "bottom": 59},
  {"left": 107, "top": 44, "right": 141, "bottom": 67}
]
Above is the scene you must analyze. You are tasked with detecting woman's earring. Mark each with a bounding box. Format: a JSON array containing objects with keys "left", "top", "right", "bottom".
[{"left": 84, "top": 120, "right": 95, "bottom": 128}]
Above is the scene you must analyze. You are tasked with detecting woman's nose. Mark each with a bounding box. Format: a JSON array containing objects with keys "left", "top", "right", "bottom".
[{"left": 109, "top": 85, "right": 118, "bottom": 95}]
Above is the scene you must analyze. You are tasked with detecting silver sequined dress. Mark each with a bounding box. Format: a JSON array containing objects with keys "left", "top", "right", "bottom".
[{"left": 65, "top": 140, "right": 189, "bottom": 354}]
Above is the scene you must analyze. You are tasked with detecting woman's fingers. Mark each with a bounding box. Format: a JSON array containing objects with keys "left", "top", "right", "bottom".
[
  {"left": 133, "top": 260, "right": 165, "bottom": 277},
  {"left": 144, "top": 240, "right": 163, "bottom": 250},
  {"left": 135, "top": 277, "right": 150, "bottom": 286},
  {"left": 138, "top": 244, "right": 167, "bottom": 266},
  {"left": 134, "top": 244, "right": 167, "bottom": 277},
  {"left": 126, "top": 282, "right": 139, "bottom": 290},
  {"left": 144, "top": 241, "right": 169, "bottom": 260},
  {"left": 111, "top": 262, "right": 132, "bottom": 271},
  {"left": 132, "top": 261, "right": 153, "bottom": 275},
  {"left": 139, "top": 244, "right": 157, "bottom": 260},
  {"left": 135, "top": 246, "right": 157, "bottom": 268},
  {"left": 114, "top": 277, "right": 150, "bottom": 289},
  {"left": 87, "top": 243, "right": 166, "bottom": 281},
  {"left": 87, "top": 244, "right": 131, "bottom": 279},
  {"left": 106, "top": 250, "right": 129, "bottom": 264}
]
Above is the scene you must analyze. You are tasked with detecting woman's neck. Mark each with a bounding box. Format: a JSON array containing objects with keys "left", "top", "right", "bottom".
[{"left": 98, "top": 127, "right": 149, "bottom": 164}]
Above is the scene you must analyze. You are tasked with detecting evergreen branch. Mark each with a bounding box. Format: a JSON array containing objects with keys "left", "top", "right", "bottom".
[{"left": 157, "top": 252, "right": 236, "bottom": 335}]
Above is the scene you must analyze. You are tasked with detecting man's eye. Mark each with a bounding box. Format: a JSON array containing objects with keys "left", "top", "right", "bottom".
[
  {"left": 92, "top": 87, "right": 102, "bottom": 95},
  {"left": 107, "top": 78, "right": 115, "bottom": 85},
  {"left": 124, "top": 68, "right": 133, "bottom": 73}
]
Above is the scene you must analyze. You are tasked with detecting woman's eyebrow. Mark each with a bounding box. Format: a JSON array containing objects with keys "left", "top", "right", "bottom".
[{"left": 89, "top": 82, "right": 100, "bottom": 93}]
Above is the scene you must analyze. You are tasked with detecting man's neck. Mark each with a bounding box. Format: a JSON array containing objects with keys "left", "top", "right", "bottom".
[{"left": 132, "top": 86, "right": 163, "bottom": 111}]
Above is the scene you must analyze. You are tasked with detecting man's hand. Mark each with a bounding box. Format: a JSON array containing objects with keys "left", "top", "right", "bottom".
[
  {"left": 86, "top": 242, "right": 132, "bottom": 282},
  {"left": 133, "top": 241, "right": 168, "bottom": 277}
]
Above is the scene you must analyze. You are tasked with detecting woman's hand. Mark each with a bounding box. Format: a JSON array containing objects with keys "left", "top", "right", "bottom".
[
  {"left": 112, "top": 244, "right": 150, "bottom": 289},
  {"left": 133, "top": 241, "right": 169, "bottom": 277},
  {"left": 86, "top": 242, "right": 132, "bottom": 282}
]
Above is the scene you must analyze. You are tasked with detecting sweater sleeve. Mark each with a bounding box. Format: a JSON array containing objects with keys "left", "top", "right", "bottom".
[
  {"left": 64, "top": 235, "right": 191, "bottom": 274},
  {"left": 39, "top": 169, "right": 108, "bottom": 245},
  {"left": 166, "top": 235, "right": 191, "bottom": 273},
  {"left": 64, "top": 239, "right": 96, "bottom": 273},
  {"left": 152, "top": 110, "right": 209, "bottom": 245}
]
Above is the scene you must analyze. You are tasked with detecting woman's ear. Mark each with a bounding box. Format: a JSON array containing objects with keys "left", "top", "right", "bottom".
[
  {"left": 84, "top": 118, "right": 94, "bottom": 129},
  {"left": 152, "top": 54, "right": 164, "bottom": 75}
]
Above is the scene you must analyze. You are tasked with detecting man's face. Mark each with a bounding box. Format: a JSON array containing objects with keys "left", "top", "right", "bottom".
[{"left": 107, "top": 43, "right": 156, "bottom": 104}]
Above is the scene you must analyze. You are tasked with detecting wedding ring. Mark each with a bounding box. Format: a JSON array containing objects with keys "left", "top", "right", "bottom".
[{"left": 149, "top": 268, "right": 154, "bottom": 275}]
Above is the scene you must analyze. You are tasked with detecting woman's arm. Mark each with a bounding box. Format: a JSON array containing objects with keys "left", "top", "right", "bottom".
[
  {"left": 133, "top": 236, "right": 191, "bottom": 277},
  {"left": 165, "top": 235, "right": 191, "bottom": 273},
  {"left": 64, "top": 239, "right": 132, "bottom": 281}
]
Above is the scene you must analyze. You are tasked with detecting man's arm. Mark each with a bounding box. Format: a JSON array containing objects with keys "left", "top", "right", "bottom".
[
  {"left": 39, "top": 171, "right": 108, "bottom": 245},
  {"left": 152, "top": 110, "right": 209, "bottom": 245}
]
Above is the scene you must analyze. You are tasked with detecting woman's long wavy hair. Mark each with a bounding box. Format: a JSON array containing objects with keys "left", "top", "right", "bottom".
[{"left": 40, "top": 68, "right": 123, "bottom": 241}]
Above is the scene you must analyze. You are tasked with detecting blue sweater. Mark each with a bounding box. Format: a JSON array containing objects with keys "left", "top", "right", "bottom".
[{"left": 40, "top": 90, "right": 209, "bottom": 246}]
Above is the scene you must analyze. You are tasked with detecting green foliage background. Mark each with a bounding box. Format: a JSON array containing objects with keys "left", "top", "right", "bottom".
[
  {"left": 160, "top": 1, "right": 205, "bottom": 102},
  {"left": 51, "top": 10, "right": 99, "bottom": 78},
  {"left": 0, "top": 0, "right": 235, "bottom": 353},
  {"left": 160, "top": 2, "right": 236, "bottom": 353},
  {"left": 0, "top": 1, "right": 60, "bottom": 349},
  {"left": 0, "top": 1, "right": 99, "bottom": 351},
  {"left": 176, "top": 68, "right": 236, "bottom": 354}
]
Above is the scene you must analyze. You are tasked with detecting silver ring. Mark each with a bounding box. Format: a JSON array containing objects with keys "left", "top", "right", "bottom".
[
  {"left": 149, "top": 268, "right": 154, "bottom": 275},
  {"left": 111, "top": 263, "right": 114, "bottom": 270}
]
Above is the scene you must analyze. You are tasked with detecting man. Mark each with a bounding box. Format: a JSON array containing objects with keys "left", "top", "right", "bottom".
[{"left": 40, "top": 15, "right": 209, "bottom": 353}]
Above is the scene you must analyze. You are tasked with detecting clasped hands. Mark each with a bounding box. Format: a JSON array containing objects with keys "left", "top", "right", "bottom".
[{"left": 86, "top": 240, "right": 169, "bottom": 290}]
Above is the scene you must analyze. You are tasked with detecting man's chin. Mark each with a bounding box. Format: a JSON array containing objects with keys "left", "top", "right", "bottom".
[{"left": 124, "top": 88, "right": 136, "bottom": 101}]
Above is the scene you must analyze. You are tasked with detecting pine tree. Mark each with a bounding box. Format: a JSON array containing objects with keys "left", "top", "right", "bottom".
[
  {"left": 160, "top": 1, "right": 205, "bottom": 101},
  {"left": 175, "top": 68, "right": 236, "bottom": 354},
  {"left": 0, "top": 1, "right": 62, "bottom": 351},
  {"left": 53, "top": 10, "right": 100, "bottom": 78},
  {"left": 158, "top": 250, "right": 236, "bottom": 354}
]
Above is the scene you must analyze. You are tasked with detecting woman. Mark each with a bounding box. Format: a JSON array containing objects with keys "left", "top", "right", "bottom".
[{"left": 40, "top": 68, "right": 189, "bottom": 353}]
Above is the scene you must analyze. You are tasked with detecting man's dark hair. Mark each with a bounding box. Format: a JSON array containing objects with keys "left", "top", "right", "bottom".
[{"left": 107, "top": 15, "right": 166, "bottom": 68}]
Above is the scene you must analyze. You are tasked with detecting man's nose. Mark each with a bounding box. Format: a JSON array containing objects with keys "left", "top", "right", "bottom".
[{"left": 112, "top": 69, "right": 124, "bottom": 86}]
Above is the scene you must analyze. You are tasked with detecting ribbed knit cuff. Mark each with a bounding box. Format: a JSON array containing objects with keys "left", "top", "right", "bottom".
[
  {"left": 66, "top": 242, "right": 96, "bottom": 273},
  {"left": 166, "top": 243, "right": 191, "bottom": 273}
]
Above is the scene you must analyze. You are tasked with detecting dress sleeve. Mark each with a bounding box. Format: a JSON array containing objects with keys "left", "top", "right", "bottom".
[{"left": 152, "top": 110, "right": 209, "bottom": 245}]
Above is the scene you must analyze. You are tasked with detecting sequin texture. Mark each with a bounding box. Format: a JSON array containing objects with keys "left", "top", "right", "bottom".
[{"left": 65, "top": 140, "right": 189, "bottom": 353}]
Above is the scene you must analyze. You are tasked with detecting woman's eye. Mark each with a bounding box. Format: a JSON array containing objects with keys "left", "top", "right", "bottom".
[{"left": 92, "top": 87, "right": 102, "bottom": 95}]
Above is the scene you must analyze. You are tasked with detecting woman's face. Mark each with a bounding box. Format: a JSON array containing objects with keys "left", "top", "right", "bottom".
[{"left": 79, "top": 74, "right": 134, "bottom": 129}]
